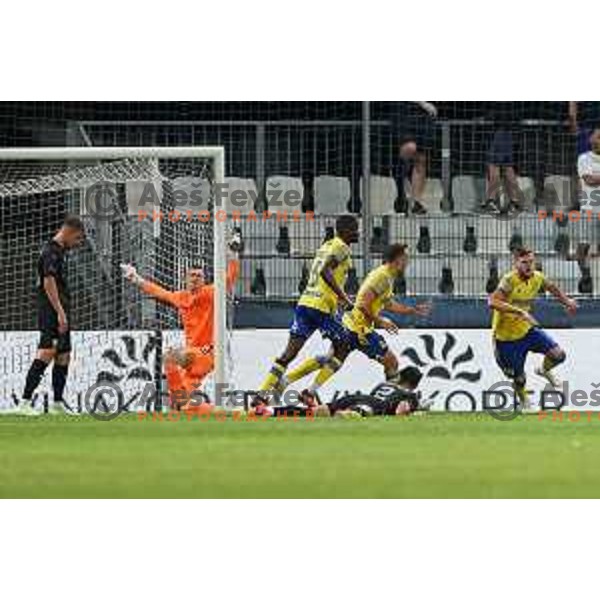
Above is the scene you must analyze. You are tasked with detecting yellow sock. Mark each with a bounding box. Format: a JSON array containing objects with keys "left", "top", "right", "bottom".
[
  {"left": 259, "top": 361, "right": 286, "bottom": 392},
  {"left": 309, "top": 357, "right": 343, "bottom": 392},
  {"left": 286, "top": 356, "right": 324, "bottom": 385}
]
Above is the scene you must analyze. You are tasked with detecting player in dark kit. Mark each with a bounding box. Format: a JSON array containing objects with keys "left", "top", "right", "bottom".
[{"left": 20, "top": 216, "right": 85, "bottom": 414}]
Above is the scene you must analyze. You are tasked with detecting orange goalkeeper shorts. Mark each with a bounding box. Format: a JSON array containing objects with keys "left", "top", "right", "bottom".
[{"left": 165, "top": 346, "right": 214, "bottom": 407}]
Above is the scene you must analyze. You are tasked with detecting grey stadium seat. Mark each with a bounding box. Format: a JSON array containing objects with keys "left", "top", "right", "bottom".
[
  {"left": 266, "top": 176, "right": 304, "bottom": 213},
  {"left": 406, "top": 257, "right": 443, "bottom": 295},
  {"left": 362, "top": 175, "right": 398, "bottom": 216},
  {"left": 451, "top": 176, "right": 486, "bottom": 214},
  {"left": 313, "top": 176, "right": 351, "bottom": 215},
  {"left": 449, "top": 257, "right": 487, "bottom": 296},
  {"left": 224, "top": 177, "right": 259, "bottom": 214},
  {"left": 263, "top": 257, "right": 305, "bottom": 299}
]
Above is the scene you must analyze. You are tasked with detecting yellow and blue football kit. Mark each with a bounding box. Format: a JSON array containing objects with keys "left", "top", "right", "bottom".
[
  {"left": 492, "top": 270, "right": 558, "bottom": 378},
  {"left": 342, "top": 263, "right": 397, "bottom": 360},
  {"left": 289, "top": 236, "right": 352, "bottom": 341}
]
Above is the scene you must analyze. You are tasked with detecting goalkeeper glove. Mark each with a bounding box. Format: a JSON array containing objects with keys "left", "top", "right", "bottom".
[
  {"left": 228, "top": 228, "right": 244, "bottom": 254},
  {"left": 120, "top": 263, "right": 144, "bottom": 285}
]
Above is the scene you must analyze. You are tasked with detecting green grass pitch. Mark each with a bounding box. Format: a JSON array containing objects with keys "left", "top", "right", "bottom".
[{"left": 1, "top": 412, "right": 599, "bottom": 498}]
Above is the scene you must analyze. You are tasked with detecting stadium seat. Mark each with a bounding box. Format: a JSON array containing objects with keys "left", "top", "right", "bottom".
[
  {"left": 237, "top": 219, "right": 281, "bottom": 257},
  {"left": 423, "top": 178, "right": 445, "bottom": 214},
  {"left": 313, "top": 176, "right": 351, "bottom": 215},
  {"left": 224, "top": 177, "right": 259, "bottom": 214},
  {"left": 263, "top": 257, "right": 305, "bottom": 299},
  {"left": 451, "top": 176, "right": 485, "bottom": 214},
  {"left": 516, "top": 176, "right": 537, "bottom": 210},
  {"left": 125, "top": 179, "right": 162, "bottom": 214},
  {"left": 169, "top": 177, "right": 211, "bottom": 212},
  {"left": 542, "top": 175, "right": 574, "bottom": 210},
  {"left": 517, "top": 214, "right": 555, "bottom": 253},
  {"left": 538, "top": 258, "right": 579, "bottom": 294},
  {"left": 266, "top": 176, "right": 304, "bottom": 213},
  {"left": 474, "top": 217, "right": 513, "bottom": 255},
  {"left": 406, "top": 257, "right": 443, "bottom": 294},
  {"left": 449, "top": 257, "right": 487, "bottom": 296},
  {"left": 288, "top": 216, "right": 337, "bottom": 257},
  {"left": 362, "top": 175, "right": 398, "bottom": 215}
]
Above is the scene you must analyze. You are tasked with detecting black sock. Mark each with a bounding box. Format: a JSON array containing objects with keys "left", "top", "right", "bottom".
[
  {"left": 23, "top": 359, "right": 49, "bottom": 401},
  {"left": 52, "top": 364, "right": 69, "bottom": 403}
]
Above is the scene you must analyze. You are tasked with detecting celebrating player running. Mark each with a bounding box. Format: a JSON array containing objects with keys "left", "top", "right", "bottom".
[
  {"left": 258, "top": 215, "right": 359, "bottom": 395},
  {"left": 289, "top": 243, "right": 431, "bottom": 400},
  {"left": 488, "top": 246, "right": 577, "bottom": 409}
]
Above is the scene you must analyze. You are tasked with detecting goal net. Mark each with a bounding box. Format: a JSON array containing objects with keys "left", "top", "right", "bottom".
[{"left": 0, "top": 146, "right": 231, "bottom": 414}]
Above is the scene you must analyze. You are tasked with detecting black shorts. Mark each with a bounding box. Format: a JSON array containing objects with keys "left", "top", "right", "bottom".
[{"left": 37, "top": 304, "right": 71, "bottom": 353}]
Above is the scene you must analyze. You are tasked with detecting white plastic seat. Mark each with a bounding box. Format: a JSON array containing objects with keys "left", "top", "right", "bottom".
[
  {"left": 362, "top": 175, "right": 398, "bottom": 215},
  {"left": 451, "top": 176, "right": 485, "bottom": 214},
  {"left": 168, "top": 177, "right": 211, "bottom": 212},
  {"left": 516, "top": 176, "right": 536, "bottom": 210},
  {"left": 449, "top": 257, "right": 487, "bottom": 296},
  {"left": 406, "top": 258, "right": 442, "bottom": 295},
  {"left": 265, "top": 176, "right": 304, "bottom": 213},
  {"left": 237, "top": 219, "right": 281, "bottom": 257},
  {"left": 542, "top": 175, "right": 573, "bottom": 211},
  {"left": 423, "top": 178, "right": 445, "bottom": 214},
  {"left": 125, "top": 179, "right": 163, "bottom": 215},
  {"left": 473, "top": 217, "right": 513, "bottom": 255},
  {"left": 224, "top": 177, "right": 259, "bottom": 214},
  {"left": 538, "top": 258, "right": 579, "bottom": 294},
  {"left": 313, "top": 176, "right": 351, "bottom": 215},
  {"left": 263, "top": 258, "right": 305, "bottom": 299}
]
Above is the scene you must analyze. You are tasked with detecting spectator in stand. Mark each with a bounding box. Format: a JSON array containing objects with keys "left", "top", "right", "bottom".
[
  {"left": 391, "top": 102, "right": 438, "bottom": 215},
  {"left": 578, "top": 128, "right": 600, "bottom": 212},
  {"left": 569, "top": 102, "right": 600, "bottom": 156},
  {"left": 481, "top": 102, "right": 523, "bottom": 215}
]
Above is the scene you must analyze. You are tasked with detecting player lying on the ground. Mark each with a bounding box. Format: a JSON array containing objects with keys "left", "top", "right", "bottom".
[
  {"left": 21, "top": 215, "right": 86, "bottom": 415},
  {"left": 488, "top": 246, "right": 578, "bottom": 409},
  {"left": 258, "top": 214, "right": 359, "bottom": 395},
  {"left": 280, "top": 243, "right": 430, "bottom": 401},
  {"left": 251, "top": 366, "right": 425, "bottom": 418},
  {"left": 120, "top": 233, "right": 241, "bottom": 409}
]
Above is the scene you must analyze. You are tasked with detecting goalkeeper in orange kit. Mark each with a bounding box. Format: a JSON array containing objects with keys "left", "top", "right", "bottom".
[{"left": 121, "top": 233, "right": 241, "bottom": 409}]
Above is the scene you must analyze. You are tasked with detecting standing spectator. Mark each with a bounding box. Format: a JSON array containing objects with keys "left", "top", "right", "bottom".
[
  {"left": 578, "top": 128, "right": 600, "bottom": 211},
  {"left": 569, "top": 102, "right": 600, "bottom": 156},
  {"left": 391, "top": 102, "right": 437, "bottom": 215},
  {"left": 481, "top": 102, "right": 523, "bottom": 215}
]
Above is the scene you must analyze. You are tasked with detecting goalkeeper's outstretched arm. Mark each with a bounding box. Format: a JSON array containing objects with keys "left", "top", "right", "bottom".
[{"left": 120, "top": 263, "right": 182, "bottom": 307}]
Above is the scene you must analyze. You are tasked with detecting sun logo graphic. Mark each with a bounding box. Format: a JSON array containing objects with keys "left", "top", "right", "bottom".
[
  {"left": 94, "top": 334, "right": 160, "bottom": 410},
  {"left": 399, "top": 333, "right": 482, "bottom": 403}
]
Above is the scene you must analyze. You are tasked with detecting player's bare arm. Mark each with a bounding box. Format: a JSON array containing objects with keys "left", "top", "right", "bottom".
[
  {"left": 488, "top": 288, "right": 538, "bottom": 327},
  {"left": 120, "top": 263, "right": 179, "bottom": 306},
  {"left": 544, "top": 279, "right": 578, "bottom": 316},
  {"left": 43, "top": 275, "right": 68, "bottom": 334},
  {"left": 385, "top": 299, "right": 431, "bottom": 317},
  {"left": 582, "top": 173, "right": 600, "bottom": 186},
  {"left": 357, "top": 288, "right": 397, "bottom": 333},
  {"left": 320, "top": 256, "right": 352, "bottom": 310}
]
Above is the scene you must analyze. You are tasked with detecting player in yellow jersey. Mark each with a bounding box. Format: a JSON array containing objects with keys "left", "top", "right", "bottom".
[
  {"left": 488, "top": 246, "right": 578, "bottom": 409},
  {"left": 285, "top": 244, "right": 430, "bottom": 399},
  {"left": 258, "top": 215, "right": 359, "bottom": 394}
]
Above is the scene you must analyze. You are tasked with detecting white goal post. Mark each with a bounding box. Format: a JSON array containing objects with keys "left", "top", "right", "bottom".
[{"left": 0, "top": 145, "right": 229, "bottom": 400}]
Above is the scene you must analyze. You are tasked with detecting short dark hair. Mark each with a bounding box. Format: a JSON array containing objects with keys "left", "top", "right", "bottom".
[
  {"left": 335, "top": 214, "right": 358, "bottom": 234},
  {"left": 514, "top": 246, "right": 534, "bottom": 259},
  {"left": 400, "top": 134, "right": 418, "bottom": 147},
  {"left": 398, "top": 366, "right": 422, "bottom": 390},
  {"left": 384, "top": 243, "right": 408, "bottom": 263},
  {"left": 63, "top": 215, "right": 85, "bottom": 232}
]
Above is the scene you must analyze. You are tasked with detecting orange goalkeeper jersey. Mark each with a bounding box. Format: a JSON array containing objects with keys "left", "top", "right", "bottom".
[{"left": 141, "top": 260, "right": 239, "bottom": 349}]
